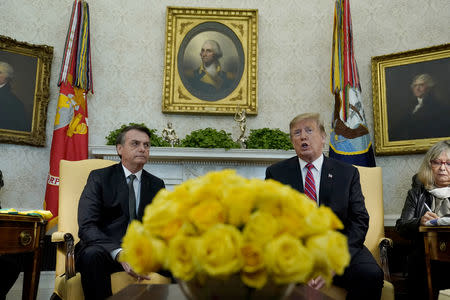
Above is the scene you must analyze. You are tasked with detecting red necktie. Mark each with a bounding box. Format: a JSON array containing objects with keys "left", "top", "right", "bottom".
[{"left": 304, "top": 163, "right": 317, "bottom": 202}]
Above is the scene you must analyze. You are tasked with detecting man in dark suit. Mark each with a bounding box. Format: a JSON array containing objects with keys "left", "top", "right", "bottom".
[
  {"left": 389, "top": 73, "right": 450, "bottom": 141},
  {"left": 266, "top": 113, "right": 383, "bottom": 299},
  {"left": 75, "top": 125, "right": 166, "bottom": 299},
  {"left": 0, "top": 61, "right": 29, "bottom": 131}
]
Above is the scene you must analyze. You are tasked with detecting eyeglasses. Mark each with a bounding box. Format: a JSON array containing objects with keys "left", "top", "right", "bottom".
[{"left": 430, "top": 160, "right": 450, "bottom": 168}]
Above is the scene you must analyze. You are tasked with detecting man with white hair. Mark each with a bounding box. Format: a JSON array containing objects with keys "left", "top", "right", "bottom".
[
  {"left": 0, "top": 61, "right": 29, "bottom": 131},
  {"left": 390, "top": 73, "right": 449, "bottom": 141},
  {"left": 187, "top": 40, "right": 234, "bottom": 97}
]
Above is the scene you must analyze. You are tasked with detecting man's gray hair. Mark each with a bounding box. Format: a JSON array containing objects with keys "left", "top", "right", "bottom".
[
  {"left": 203, "top": 40, "right": 223, "bottom": 59},
  {"left": 411, "top": 73, "right": 435, "bottom": 88},
  {"left": 0, "top": 61, "right": 14, "bottom": 81}
]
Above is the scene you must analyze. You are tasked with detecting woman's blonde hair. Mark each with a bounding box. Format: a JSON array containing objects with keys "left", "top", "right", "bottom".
[{"left": 417, "top": 140, "right": 450, "bottom": 189}]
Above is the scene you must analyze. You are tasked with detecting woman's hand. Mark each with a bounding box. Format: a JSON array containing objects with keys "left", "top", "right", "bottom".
[{"left": 420, "top": 211, "right": 439, "bottom": 226}]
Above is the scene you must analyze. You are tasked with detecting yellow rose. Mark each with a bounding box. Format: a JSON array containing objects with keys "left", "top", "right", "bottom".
[
  {"left": 204, "top": 169, "right": 243, "bottom": 187},
  {"left": 167, "top": 233, "right": 197, "bottom": 281},
  {"left": 265, "top": 234, "right": 313, "bottom": 284},
  {"left": 254, "top": 179, "right": 290, "bottom": 217},
  {"left": 242, "top": 211, "right": 278, "bottom": 246},
  {"left": 306, "top": 230, "right": 350, "bottom": 280},
  {"left": 188, "top": 199, "right": 226, "bottom": 233},
  {"left": 120, "top": 220, "right": 166, "bottom": 275},
  {"left": 240, "top": 243, "right": 267, "bottom": 288},
  {"left": 222, "top": 183, "right": 256, "bottom": 227},
  {"left": 195, "top": 224, "right": 243, "bottom": 276},
  {"left": 142, "top": 199, "right": 183, "bottom": 240},
  {"left": 300, "top": 205, "right": 344, "bottom": 237}
]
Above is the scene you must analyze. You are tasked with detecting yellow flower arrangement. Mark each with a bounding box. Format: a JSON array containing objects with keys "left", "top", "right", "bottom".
[{"left": 120, "top": 169, "right": 350, "bottom": 289}]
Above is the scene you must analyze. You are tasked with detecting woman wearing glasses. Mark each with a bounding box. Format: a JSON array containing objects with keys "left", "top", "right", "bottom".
[{"left": 396, "top": 139, "right": 450, "bottom": 299}]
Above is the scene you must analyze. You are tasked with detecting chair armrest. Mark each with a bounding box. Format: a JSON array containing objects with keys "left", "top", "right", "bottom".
[
  {"left": 51, "top": 231, "right": 66, "bottom": 243},
  {"left": 379, "top": 237, "right": 393, "bottom": 282},
  {"left": 51, "top": 231, "right": 77, "bottom": 279}
]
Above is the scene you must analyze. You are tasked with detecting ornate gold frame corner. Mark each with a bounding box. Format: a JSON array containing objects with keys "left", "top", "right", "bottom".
[
  {"left": 0, "top": 35, "right": 53, "bottom": 146},
  {"left": 162, "top": 6, "right": 258, "bottom": 115},
  {"left": 371, "top": 43, "right": 450, "bottom": 155}
]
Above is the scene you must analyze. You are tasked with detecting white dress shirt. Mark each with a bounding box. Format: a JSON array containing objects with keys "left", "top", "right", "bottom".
[{"left": 298, "top": 155, "right": 324, "bottom": 205}]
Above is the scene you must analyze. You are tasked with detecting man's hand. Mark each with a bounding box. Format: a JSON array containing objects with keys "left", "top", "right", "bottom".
[
  {"left": 116, "top": 251, "right": 150, "bottom": 281},
  {"left": 120, "top": 262, "right": 150, "bottom": 281},
  {"left": 307, "top": 276, "right": 326, "bottom": 290},
  {"left": 420, "top": 211, "right": 439, "bottom": 226}
]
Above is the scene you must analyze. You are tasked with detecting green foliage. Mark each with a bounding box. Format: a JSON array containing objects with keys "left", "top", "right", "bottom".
[
  {"left": 179, "top": 128, "right": 240, "bottom": 149},
  {"left": 105, "top": 123, "right": 171, "bottom": 147},
  {"left": 246, "top": 128, "right": 293, "bottom": 150}
]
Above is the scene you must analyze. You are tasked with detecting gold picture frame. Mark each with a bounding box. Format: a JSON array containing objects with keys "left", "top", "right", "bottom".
[
  {"left": 162, "top": 7, "right": 258, "bottom": 115},
  {"left": 0, "top": 35, "right": 53, "bottom": 146},
  {"left": 371, "top": 43, "right": 450, "bottom": 155}
]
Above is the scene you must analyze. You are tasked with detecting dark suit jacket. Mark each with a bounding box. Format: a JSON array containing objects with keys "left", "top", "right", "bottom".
[
  {"left": 77, "top": 163, "right": 165, "bottom": 253},
  {"left": 389, "top": 94, "right": 450, "bottom": 141},
  {"left": 266, "top": 155, "right": 369, "bottom": 257}
]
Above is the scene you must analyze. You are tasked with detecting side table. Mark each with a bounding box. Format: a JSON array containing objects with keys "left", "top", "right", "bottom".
[
  {"left": 419, "top": 225, "right": 450, "bottom": 300},
  {"left": 0, "top": 214, "right": 47, "bottom": 300}
]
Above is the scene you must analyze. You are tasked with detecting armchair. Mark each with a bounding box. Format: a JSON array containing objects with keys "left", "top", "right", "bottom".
[
  {"left": 51, "top": 159, "right": 169, "bottom": 300},
  {"left": 321, "top": 166, "right": 395, "bottom": 300}
]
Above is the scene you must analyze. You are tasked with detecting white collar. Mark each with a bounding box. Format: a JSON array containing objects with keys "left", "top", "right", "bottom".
[
  {"left": 121, "top": 165, "right": 143, "bottom": 181},
  {"left": 298, "top": 155, "right": 324, "bottom": 172}
]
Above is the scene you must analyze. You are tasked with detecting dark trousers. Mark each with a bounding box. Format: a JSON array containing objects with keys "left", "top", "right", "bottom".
[
  {"left": 75, "top": 245, "right": 123, "bottom": 300},
  {"left": 0, "top": 254, "right": 21, "bottom": 300},
  {"left": 333, "top": 246, "right": 384, "bottom": 300}
]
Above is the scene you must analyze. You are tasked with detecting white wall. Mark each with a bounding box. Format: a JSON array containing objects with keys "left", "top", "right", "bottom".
[{"left": 0, "top": 0, "right": 449, "bottom": 215}]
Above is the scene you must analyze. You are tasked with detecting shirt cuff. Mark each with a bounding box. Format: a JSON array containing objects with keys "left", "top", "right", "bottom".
[{"left": 111, "top": 248, "right": 122, "bottom": 261}]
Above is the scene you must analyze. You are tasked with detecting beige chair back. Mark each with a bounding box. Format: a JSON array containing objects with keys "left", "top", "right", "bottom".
[
  {"left": 355, "top": 165, "right": 384, "bottom": 265},
  {"left": 55, "top": 159, "right": 117, "bottom": 277}
]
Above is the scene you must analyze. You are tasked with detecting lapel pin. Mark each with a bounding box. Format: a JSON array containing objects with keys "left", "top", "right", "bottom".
[{"left": 328, "top": 173, "right": 333, "bottom": 178}]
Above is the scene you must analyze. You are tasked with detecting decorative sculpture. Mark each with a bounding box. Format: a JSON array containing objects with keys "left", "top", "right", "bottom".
[
  {"left": 162, "top": 122, "right": 179, "bottom": 147},
  {"left": 234, "top": 108, "right": 247, "bottom": 148}
]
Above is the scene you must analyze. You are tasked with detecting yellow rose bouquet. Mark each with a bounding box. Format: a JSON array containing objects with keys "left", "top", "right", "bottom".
[{"left": 120, "top": 169, "right": 350, "bottom": 295}]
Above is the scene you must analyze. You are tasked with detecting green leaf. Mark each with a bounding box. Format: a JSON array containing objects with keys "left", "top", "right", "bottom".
[
  {"left": 105, "top": 123, "right": 171, "bottom": 147},
  {"left": 246, "top": 128, "right": 293, "bottom": 150},
  {"left": 179, "top": 128, "right": 240, "bottom": 149}
]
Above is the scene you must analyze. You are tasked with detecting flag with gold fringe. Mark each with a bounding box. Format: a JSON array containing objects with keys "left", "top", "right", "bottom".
[
  {"left": 329, "top": 0, "right": 375, "bottom": 167},
  {"left": 44, "top": 0, "right": 93, "bottom": 229}
]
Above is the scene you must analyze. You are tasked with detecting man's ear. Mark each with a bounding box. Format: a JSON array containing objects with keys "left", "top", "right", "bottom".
[{"left": 116, "top": 144, "right": 123, "bottom": 156}]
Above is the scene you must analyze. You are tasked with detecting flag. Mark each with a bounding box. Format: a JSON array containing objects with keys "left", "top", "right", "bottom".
[
  {"left": 44, "top": 0, "right": 93, "bottom": 229},
  {"left": 329, "top": 0, "right": 375, "bottom": 167}
]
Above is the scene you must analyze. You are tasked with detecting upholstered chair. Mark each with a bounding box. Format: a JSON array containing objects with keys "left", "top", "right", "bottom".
[
  {"left": 51, "top": 159, "right": 169, "bottom": 300},
  {"left": 320, "top": 166, "right": 395, "bottom": 300}
]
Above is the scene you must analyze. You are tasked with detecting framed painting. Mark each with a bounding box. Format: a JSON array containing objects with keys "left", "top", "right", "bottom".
[
  {"left": 162, "top": 7, "right": 258, "bottom": 115},
  {"left": 0, "top": 35, "right": 53, "bottom": 146},
  {"left": 371, "top": 43, "right": 450, "bottom": 155}
]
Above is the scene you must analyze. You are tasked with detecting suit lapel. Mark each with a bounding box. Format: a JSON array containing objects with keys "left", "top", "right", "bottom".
[
  {"left": 114, "top": 164, "right": 129, "bottom": 216},
  {"left": 319, "top": 157, "right": 334, "bottom": 206},
  {"left": 287, "top": 157, "right": 303, "bottom": 193},
  {"left": 137, "top": 171, "right": 151, "bottom": 219}
]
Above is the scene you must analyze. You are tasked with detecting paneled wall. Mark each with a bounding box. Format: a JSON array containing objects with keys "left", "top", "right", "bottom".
[{"left": 0, "top": 0, "right": 449, "bottom": 217}]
